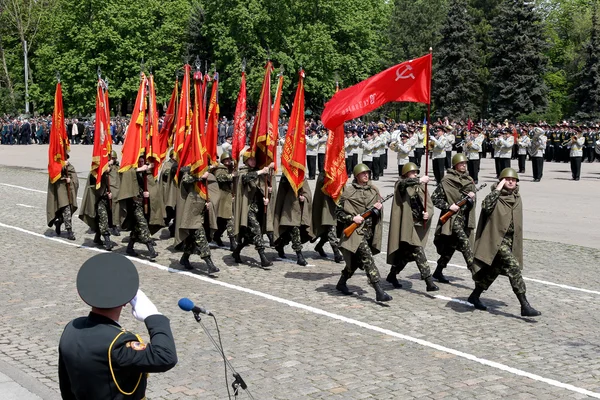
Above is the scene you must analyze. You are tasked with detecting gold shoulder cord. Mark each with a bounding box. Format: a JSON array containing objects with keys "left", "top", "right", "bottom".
[{"left": 108, "top": 331, "right": 145, "bottom": 396}]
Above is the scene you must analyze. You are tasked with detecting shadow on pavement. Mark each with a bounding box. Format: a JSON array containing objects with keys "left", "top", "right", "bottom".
[
  {"left": 316, "top": 283, "right": 392, "bottom": 308},
  {"left": 284, "top": 271, "right": 338, "bottom": 281}
]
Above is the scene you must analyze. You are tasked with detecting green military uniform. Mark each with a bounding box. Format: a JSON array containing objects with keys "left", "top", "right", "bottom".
[
  {"left": 46, "top": 162, "right": 79, "bottom": 240},
  {"left": 58, "top": 253, "right": 178, "bottom": 399},
  {"left": 79, "top": 169, "right": 114, "bottom": 250},
  {"left": 311, "top": 172, "right": 343, "bottom": 263},
  {"left": 160, "top": 155, "right": 178, "bottom": 237},
  {"left": 212, "top": 156, "right": 236, "bottom": 250}
]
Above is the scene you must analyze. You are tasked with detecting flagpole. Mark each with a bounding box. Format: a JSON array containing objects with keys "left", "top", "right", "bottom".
[{"left": 423, "top": 47, "right": 433, "bottom": 213}]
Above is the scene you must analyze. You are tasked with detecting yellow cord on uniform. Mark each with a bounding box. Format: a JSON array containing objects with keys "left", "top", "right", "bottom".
[{"left": 108, "top": 332, "right": 144, "bottom": 395}]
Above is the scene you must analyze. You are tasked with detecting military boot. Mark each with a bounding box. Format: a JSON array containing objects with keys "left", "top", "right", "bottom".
[
  {"left": 267, "top": 232, "right": 275, "bottom": 247},
  {"left": 126, "top": 239, "right": 138, "bottom": 257},
  {"left": 385, "top": 267, "right": 402, "bottom": 288},
  {"left": 213, "top": 235, "right": 224, "bottom": 247},
  {"left": 229, "top": 237, "right": 237, "bottom": 252},
  {"left": 275, "top": 242, "right": 286, "bottom": 258},
  {"left": 146, "top": 243, "right": 158, "bottom": 259},
  {"left": 425, "top": 276, "right": 439, "bottom": 292},
  {"left": 103, "top": 234, "right": 114, "bottom": 251},
  {"left": 168, "top": 224, "right": 175, "bottom": 238},
  {"left": 372, "top": 282, "right": 393, "bottom": 302},
  {"left": 336, "top": 271, "right": 352, "bottom": 295},
  {"left": 516, "top": 293, "right": 541, "bottom": 317},
  {"left": 433, "top": 265, "right": 450, "bottom": 284},
  {"left": 296, "top": 251, "right": 307, "bottom": 266},
  {"left": 332, "top": 246, "right": 344, "bottom": 263},
  {"left": 66, "top": 229, "right": 76, "bottom": 241},
  {"left": 232, "top": 241, "right": 246, "bottom": 263},
  {"left": 467, "top": 285, "right": 487, "bottom": 310},
  {"left": 203, "top": 257, "right": 220, "bottom": 274},
  {"left": 180, "top": 253, "right": 193, "bottom": 270},
  {"left": 314, "top": 239, "right": 327, "bottom": 257},
  {"left": 93, "top": 232, "right": 103, "bottom": 245},
  {"left": 111, "top": 226, "right": 121, "bottom": 236},
  {"left": 54, "top": 220, "right": 61, "bottom": 236},
  {"left": 258, "top": 249, "right": 273, "bottom": 267}
]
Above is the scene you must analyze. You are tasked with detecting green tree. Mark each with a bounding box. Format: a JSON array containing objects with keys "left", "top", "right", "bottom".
[
  {"left": 488, "top": 0, "right": 548, "bottom": 120},
  {"left": 433, "top": 0, "right": 481, "bottom": 119}
]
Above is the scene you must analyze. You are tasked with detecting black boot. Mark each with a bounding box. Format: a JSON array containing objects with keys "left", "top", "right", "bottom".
[
  {"left": 336, "top": 271, "right": 352, "bottom": 295},
  {"left": 111, "top": 226, "right": 121, "bottom": 237},
  {"left": 433, "top": 265, "right": 450, "bottom": 284},
  {"left": 332, "top": 246, "right": 344, "bottom": 263},
  {"left": 275, "top": 242, "right": 286, "bottom": 258},
  {"left": 267, "top": 232, "right": 275, "bottom": 247},
  {"left": 66, "top": 229, "right": 76, "bottom": 241},
  {"left": 203, "top": 257, "right": 220, "bottom": 273},
  {"left": 232, "top": 241, "right": 246, "bottom": 263},
  {"left": 93, "top": 232, "right": 103, "bottom": 245},
  {"left": 314, "top": 239, "right": 327, "bottom": 257},
  {"left": 213, "top": 235, "right": 224, "bottom": 247},
  {"left": 146, "top": 243, "right": 158, "bottom": 259},
  {"left": 103, "top": 234, "right": 114, "bottom": 251},
  {"left": 258, "top": 249, "right": 273, "bottom": 267},
  {"left": 516, "top": 293, "right": 541, "bottom": 317},
  {"left": 296, "top": 251, "right": 307, "bottom": 266},
  {"left": 168, "top": 224, "right": 175, "bottom": 238},
  {"left": 372, "top": 282, "right": 393, "bottom": 302},
  {"left": 385, "top": 267, "right": 402, "bottom": 288},
  {"left": 180, "top": 253, "right": 193, "bottom": 270},
  {"left": 229, "top": 237, "right": 237, "bottom": 252},
  {"left": 425, "top": 276, "right": 439, "bottom": 292},
  {"left": 468, "top": 285, "right": 487, "bottom": 310},
  {"left": 55, "top": 220, "right": 61, "bottom": 236},
  {"left": 126, "top": 239, "right": 138, "bottom": 257}
]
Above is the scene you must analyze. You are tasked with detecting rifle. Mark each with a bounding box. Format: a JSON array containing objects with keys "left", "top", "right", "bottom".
[
  {"left": 439, "top": 183, "right": 487, "bottom": 225},
  {"left": 343, "top": 193, "right": 394, "bottom": 238}
]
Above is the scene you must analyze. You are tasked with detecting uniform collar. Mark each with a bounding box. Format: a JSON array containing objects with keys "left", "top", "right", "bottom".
[{"left": 88, "top": 312, "right": 121, "bottom": 328}]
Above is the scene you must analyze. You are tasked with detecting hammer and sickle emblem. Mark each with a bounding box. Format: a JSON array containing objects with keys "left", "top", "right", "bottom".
[{"left": 395, "top": 64, "right": 415, "bottom": 81}]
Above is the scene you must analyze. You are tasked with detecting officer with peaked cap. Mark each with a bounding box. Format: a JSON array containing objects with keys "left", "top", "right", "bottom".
[{"left": 58, "top": 253, "right": 177, "bottom": 399}]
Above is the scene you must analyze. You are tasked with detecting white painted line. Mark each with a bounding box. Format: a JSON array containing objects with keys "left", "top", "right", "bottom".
[
  {"left": 0, "top": 182, "right": 83, "bottom": 200},
  {"left": 427, "top": 261, "right": 600, "bottom": 296},
  {"left": 16, "top": 204, "right": 36, "bottom": 208},
  {"left": 275, "top": 257, "right": 316, "bottom": 267},
  {"left": 433, "top": 294, "right": 474, "bottom": 307},
  {"left": 1, "top": 181, "right": 599, "bottom": 296},
  {"left": 0, "top": 220, "right": 599, "bottom": 399}
]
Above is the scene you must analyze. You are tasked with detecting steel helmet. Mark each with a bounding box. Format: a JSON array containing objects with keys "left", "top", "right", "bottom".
[
  {"left": 451, "top": 153, "right": 468, "bottom": 167},
  {"left": 499, "top": 167, "right": 519, "bottom": 181},
  {"left": 353, "top": 163, "right": 370, "bottom": 177},
  {"left": 401, "top": 162, "right": 419, "bottom": 176}
]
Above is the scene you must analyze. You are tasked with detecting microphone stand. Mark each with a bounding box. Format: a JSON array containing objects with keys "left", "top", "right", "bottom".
[{"left": 192, "top": 312, "right": 254, "bottom": 399}]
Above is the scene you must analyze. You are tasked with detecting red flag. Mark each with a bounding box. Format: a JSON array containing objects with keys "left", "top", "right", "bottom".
[
  {"left": 321, "top": 54, "right": 432, "bottom": 130},
  {"left": 205, "top": 72, "right": 219, "bottom": 164},
  {"left": 173, "top": 65, "right": 191, "bottom": 162},
  {"left": 146, "top": 74, "right": 163, "bottom": 178},
  {"left": 103, "top": 82, "right": 113, "bottom": 155},
  {"left": 232, "top": 72, "right": 247, "bottom": 162},
  {"left": 268, "top": 71, "right": 284, "bottom": 171},
  {"left": 159, "top": 78, "right": 178, "bottom": 156},
  {"left": 119, "top": 74, "right": 148, "bottom": 172},
  {"left": 321, "top": 124, "right": 347, "bottom": 201},
  {"left": 90, "top": 81, "right": 110, "bottom": 188},
  {"left": 281, "top": 70, "right": 306, "bottom": 196},
  {"left": 48, "top": 82, "right": 68, "bottom": 183},
  {"left": 250, "top": 61, "right": 274, "bottom": 167}
]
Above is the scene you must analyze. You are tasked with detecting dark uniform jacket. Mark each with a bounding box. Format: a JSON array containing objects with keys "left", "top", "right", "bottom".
[{"left": 58, "top": 313, "right": 177, "bottom": 400}]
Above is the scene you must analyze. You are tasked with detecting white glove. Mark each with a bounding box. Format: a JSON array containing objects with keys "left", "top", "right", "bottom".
[{"left": 130, "top": 289, "right": 161, "bottom": 322}]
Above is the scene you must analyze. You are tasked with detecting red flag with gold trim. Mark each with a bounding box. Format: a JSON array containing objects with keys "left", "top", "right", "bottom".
[
  {"left": 119, "top": 74, "right": 148, "bottom": 172},
  {"left": 90, "top": 81, "right": 110, "bottom": 188},
  {"left": 161, "top": 78, "right": 178, "bottom": 152},
  {"left": 146, "top": 74, "right": 163, "bottom": 178},
  {"left": 48, "top": 82, "right": 68, "bottom": 183},
  {"left": 268, "top": 71, "right": 284, "bottom": 171},
  {"left": 173, "top": 65, "right": 191, "bottom": 162},
  {"left": 322, "top": 82, "right": 347, "bottom": 202},
  {"left": 103, "top": 82, "right": 112, "bottom": 155},
  {"left": 281, "top": 70, "right": 306, "bottom": 196},
  {"left": 232, "top": 72, "right": 247, "bottom": 162},
  {"left": 205, "top": 72, "right": 219, "bottom": 164},
  {"left": 250, "top": 61, "right": 273, "bottom": 168}
]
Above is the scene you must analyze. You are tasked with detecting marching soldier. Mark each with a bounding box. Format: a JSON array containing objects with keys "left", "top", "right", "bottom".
[
  {"left": 232, "top": 151, "right": 274, "bottom": 268},
  {"left": 212, "top": 152, "right": 237, "bottom": 250},
  {"left": 386, "top": 163, "right": 439, "bottom": 292},
  {"left": 160, "top": 150, "right": 178, "bottom": 237},
  {"left": 47, "top": 156, "right": 79, "bottom": 240},
  {"left": 312, "top": 172, "right": 344, "bottom": 263},
  {"left": 273, "top": 175, "right": 315, "bottom": 266},
  {"left": 468, "top": 168, "right": 541, "bottom": 317},
  {"left": 431, "top": 153, "right": 477, "bottom": 283},
  {"left": 58, "top": 253, "right": 177, "bottom": 399},
  {"left": 335, "top": 164, "right": 392, "bottom": 302},
  {"left": 108, "top": 151, "right": 122, "bottom": 237}
]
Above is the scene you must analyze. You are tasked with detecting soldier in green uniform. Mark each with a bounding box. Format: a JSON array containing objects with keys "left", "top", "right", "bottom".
[
  {"left": 468, "top": 168, "right": 541, "bottom": 317},
  {"left": 160, "top": 150, "right": 178, "bottom": 237},
  {"left": 311, "top": 172, "right": 344, "bottom": 263},
  {"left": 431, "top": 153, "right": 477, "bottom": 283},
  {"left": 386, "top": 163, "right": 439, "bottom": 292},
  {"left": 211, "top": 152, "right": 237, "bottom": 250},
  {"left": 108, "top": 151, "right": 122, "bottom": 237},
  {"left": 335, "top": 164, "right": 392, "bottom": 302},
  {"left": 58, "top": 253, "right": 177, "bottom": 399},
  {"left": 46, "top": 157, "right": 79, "bottom": 240}
]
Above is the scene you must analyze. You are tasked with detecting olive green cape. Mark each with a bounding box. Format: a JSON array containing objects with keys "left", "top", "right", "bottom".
[
  {"left": 434, "top": 169, "right": 476, "bottom": 238},
  {"left": 311, "top": 173, "right": 337, "bottom": 237},
  {"left": 233, "top": 167, "right": 268, "bottom": 239},
  {"left": 212, "top": 164, "right": 234, "bottom": 220},
  {"left": 273, "top": 177, "right": 315, "bottom": 243},
  {"left": 46, "top": 163, "right": 79, "bottom": 226},
  {"left": 160, "top": 158, "right": 178, "bottom": 210},
  {"left": 117, "top": 169, "right": 165, "bottom": 234}
]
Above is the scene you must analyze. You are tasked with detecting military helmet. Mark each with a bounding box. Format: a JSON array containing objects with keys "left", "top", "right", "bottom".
[
  {"left": 401, "top": 162, "right": 419, "bottom": 176},
  {"left": 111, "top": 150, "right": 118, "bottom": 159},
  {"left": 451, "top": 153, "right": 468, "bottom": 167},
  {"left": 220, "top": 152, "right": 232, "bottom": 162},
  {"left": 499, "top": 167, "right": 519, "bottom": 181},
  {"left": 353, "top": 163, "right": 370, "bottom": 177}
]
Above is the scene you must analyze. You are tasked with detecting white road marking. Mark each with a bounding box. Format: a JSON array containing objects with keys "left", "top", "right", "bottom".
[
  {"left": 0, "top": 182, "right": 83, "bottom": 200},
  {"left": 433, "top": 294, "right": 474, "bottom": 307},
  {"left": 16, "top": 204, "right": 36, "bottom": 208},
  {"left": 0, "top": 220, "right": 599, "bottom": 399}
]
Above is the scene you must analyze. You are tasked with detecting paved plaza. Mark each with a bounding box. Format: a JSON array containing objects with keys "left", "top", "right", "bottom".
[{"left": 1, "top": 144, "right": 600, "bottom": 399}]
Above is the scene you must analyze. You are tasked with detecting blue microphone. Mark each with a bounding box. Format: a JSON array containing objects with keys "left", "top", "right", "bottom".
[{"left": 178, "top": 298, "right": 213, "bottom": 316}]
